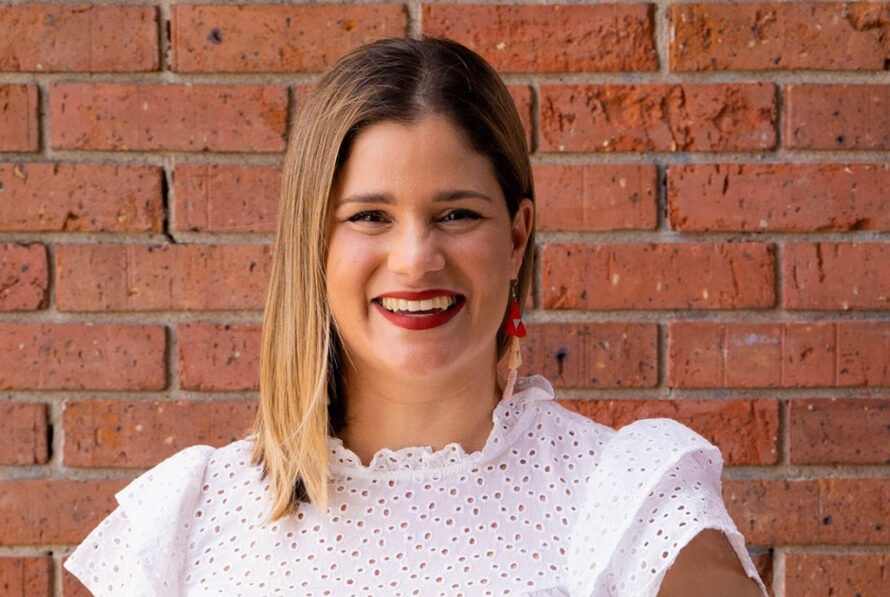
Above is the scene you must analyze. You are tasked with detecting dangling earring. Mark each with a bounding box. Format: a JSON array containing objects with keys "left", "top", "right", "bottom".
[{"left": 502, "top": 280, "right": 526, "bottom": 401}]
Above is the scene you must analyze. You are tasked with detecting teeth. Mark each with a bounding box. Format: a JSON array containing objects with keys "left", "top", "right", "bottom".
[{"left": 379, "top": 295, "right": 458, "bottom": 313}]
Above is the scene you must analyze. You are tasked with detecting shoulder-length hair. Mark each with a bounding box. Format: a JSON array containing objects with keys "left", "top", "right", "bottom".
[{"left": 251, "top": 35, "right": 535, "bottom": 522}]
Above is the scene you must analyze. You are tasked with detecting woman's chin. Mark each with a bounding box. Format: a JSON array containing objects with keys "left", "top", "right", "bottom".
[{"left": 383, "top": 355, "right": 459, "bottom": 380}]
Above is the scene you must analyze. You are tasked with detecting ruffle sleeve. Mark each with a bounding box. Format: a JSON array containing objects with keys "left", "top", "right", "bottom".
[
  {"left": 63, "top": 444, "right": 216, "bottom": 596},
  {"left": 566, "top": 418, "right": 768, "bottom": 597}
]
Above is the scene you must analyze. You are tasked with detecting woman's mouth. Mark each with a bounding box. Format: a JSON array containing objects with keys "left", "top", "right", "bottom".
[
  {"left": 376, "top": 295, "right": 460, "bottom": 315},
  {"left": 372, "top": 295, "right": 465, "bottom": 330}
]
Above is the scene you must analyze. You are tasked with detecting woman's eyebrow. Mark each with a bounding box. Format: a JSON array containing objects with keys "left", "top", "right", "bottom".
[{"left": 338, "top": 190, "right": 493, "bottom": 205}]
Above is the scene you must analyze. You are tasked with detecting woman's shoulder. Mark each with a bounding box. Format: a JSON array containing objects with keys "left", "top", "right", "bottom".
[
  {"left": 522, "top": 374, "right": 715, "bottom": 460},
  {"left": 63, "top": 439, "right": 257, "bottom": 595}
]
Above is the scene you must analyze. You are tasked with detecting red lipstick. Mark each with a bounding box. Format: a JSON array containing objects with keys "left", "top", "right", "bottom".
[{"left": 373, "top": 294, "right": 465, "bottom": 331}]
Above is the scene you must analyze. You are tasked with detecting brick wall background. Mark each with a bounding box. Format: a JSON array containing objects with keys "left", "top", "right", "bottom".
[{"left": 1, "top": 1, "right": 889, "bottom": 595}]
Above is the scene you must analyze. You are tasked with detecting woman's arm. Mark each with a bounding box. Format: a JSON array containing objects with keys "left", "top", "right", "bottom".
[{"left": 656, "top": 529, "right": 765, "bottom": 597}]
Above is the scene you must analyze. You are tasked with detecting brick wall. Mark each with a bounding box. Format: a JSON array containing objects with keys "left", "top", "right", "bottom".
[{"left": 1, "top": 2, "right": 888, "bottom": 595}]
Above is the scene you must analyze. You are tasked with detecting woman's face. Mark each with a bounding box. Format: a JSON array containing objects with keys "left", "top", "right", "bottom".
[{"left": 325, "top": 114, "right": 533, "bottom": 382}]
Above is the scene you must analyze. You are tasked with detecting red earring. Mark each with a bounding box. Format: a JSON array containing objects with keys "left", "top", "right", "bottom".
[
  {"left": 502, "top": 281, "right": 525, "bottom": 401},
  {"left": 504, "top": 296, "right": 527, "bottom": 338}
]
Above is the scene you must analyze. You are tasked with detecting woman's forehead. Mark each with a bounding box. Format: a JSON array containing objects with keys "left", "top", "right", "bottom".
[{"left": 331, "top": 116, "right": 501, "bottom": 202}]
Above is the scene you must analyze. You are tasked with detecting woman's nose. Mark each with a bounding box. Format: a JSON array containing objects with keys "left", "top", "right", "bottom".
[{"left": 386, "top": 224, "right": 445, "bottom": 278}]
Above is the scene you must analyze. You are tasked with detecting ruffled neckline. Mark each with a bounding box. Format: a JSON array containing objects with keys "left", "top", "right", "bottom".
[{"left": 327, "top": 375, "right": 554, "bottom": 478}]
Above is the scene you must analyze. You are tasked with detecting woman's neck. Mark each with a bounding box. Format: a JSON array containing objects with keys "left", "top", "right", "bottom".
[{"left": 335, "top": 361, "right": 503, "bottom": 467}]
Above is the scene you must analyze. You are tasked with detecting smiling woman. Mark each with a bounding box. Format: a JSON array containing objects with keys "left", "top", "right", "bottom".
[{"left": 63, "top": 37, "right": 768, "bottom": 597}]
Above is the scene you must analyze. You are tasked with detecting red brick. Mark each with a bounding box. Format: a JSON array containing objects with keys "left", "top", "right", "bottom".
[
  {"left": 559, "top": 398, "right": 778, "bottom": 465},
  {"left": 0, "top": 557, "right": 52, "bottom": 596},
  {"left": 172, "top": 164, "right": 280, "bottom": 233},
  {"left": 0, "top": 403, "right": 47, "bottom": 465},
  {"left": 508, "top": 85, "right": 534, "bottom": 151},
  {"left": 55, "top": 244, "right": 272, "bottom": 311},
  {"left": 178, "top": 323, "right": 261, "bottom": 391},
  {"left": 0, "top": 480, "right": 124, "bottom": 544},
  {"left": 171, "top": 4, "right": 407, "bottom": 72},
  {"left": 0, "top": 4, "right": 158, "bottom": 72},
  {"left": 533, "top": 164, "right": 657, "bottom": 231},
  {"left": 0, "top": 163, "right": 163, "bottom": 232},
  {"left": 783, "top": 243, "right": 890, "bottom": 310},
  {"left": 518, "top": 322, "right": 657, "bottom": 389},
  {"left": 785, "top": 553, "right": 890, "bottom": 597},
  {"left": 423, "top": 4, "right": 657, "bottom": 72},
  {"left": 0, "top": 242, "right": 48, "bottom": 310},
  {"left": 724, "top": 478, "right": 890, "bottom": 545},
  {"left": 63, "top": 399, "right": 255, "bottom": 467},
  {"left": 836, "top": 322, "right": 890, "bottom": 387},
  {"left": 0, "top": 85, "right": 38, "bottom": 151},
  {"left": 670, "top": 321, "right": 890, "bottom": 388},
  {"left": 50, "top": 83, "right": 287, "bottom": 152},
  {"left": 540, "top": 83, "right": 776, "bottom": 152},
  {"left": 668, "top": 163, "right": 890, "bottom": 232},
  {"left": 541, "top": 243, "right": 775, "bottom": 309},
  {"left": 789, "top": 398, "right": 890, "bottom": 465},
  {"left": 785, "top": 84, "right": 890, "bottom": 150},
  {"left": 0, "top": 323, "right": 165, "bottom": 391},
  {"left": 671, "top": 3, "right": 890, "bottom": 71}
]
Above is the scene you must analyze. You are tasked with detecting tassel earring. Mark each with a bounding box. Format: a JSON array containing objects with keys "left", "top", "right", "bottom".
[{"left": 502, "top": 280, "right": 526, "bottom": 401}]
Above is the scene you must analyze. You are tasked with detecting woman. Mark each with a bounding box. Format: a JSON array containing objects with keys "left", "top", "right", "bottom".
[{"left": 65, "top": 37, "right": 768, "bottom": 596}]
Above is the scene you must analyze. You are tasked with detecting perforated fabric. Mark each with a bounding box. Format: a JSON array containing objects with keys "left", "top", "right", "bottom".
[{"left": 64, "top": 375, "right": 768, "bottom": 596}]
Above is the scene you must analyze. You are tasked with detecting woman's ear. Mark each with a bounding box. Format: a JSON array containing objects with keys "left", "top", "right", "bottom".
[{"left": 510, "top": 198, "right": 534, "bottom": 278}]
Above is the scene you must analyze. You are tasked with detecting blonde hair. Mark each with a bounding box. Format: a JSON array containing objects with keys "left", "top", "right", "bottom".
[{"left": 251, "top": 36, "right": 536, "bottom": 522}]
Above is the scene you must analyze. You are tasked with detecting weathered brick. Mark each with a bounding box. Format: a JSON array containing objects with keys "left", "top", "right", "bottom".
[
  {"left": 172, "top": 164, "right": 280, "bottom": 233},
  {"left": 423, "top": 4, "right": 657, "bottom": 72},
  {"left": 518, "top": 322, "right": 658, "bottom": 389},
  {"left": 836, "top": 322, "right": 890, "bottom": 387},
  {"left": 55, "top": 244, "right": 272, "bottom": 311},
  {"left": 171, "top": 4, "right": 407, "bottom": 72},
  {"left": 50, "top": 83, "right": 287, "bottom": 152},
  {"left": 0, "top": 4, "right": 158, "bottom": 72},
  {"left": 541, "top": 243, "right": 775, "bottom": 309},
  {"left": 0, "top": 85, "right": 38, "bottom": 151},
  {"left": 785, "top": 553, "right": 890, "bottom": 597},
  {"left": 785, "top": 84, "right": 890, "bottom": 150},
  {"left": 668, "top": 163, "right": 890, "bottom": 232},
  {"left": 725, "top": 478, "right": 890, "bottom": 545},
  {"left": 0, "top": 480, "right": 124, "bottom": 544},
  {"left": 0, "top": 163, "right": 163, "bottom": 232},
  {"left": 669, "top": 321, "right": 890, "bottom": 388},
  {"left": 559, "top": 398, "right": 779, "bottom": 465},
  {"left": 784, "top": 243, "right": 890, "bottom": 310},
  {"left": 178, "top": 323, "right": 261, "bottom": 391},
  {"left": 671, "top": 3, "right": 890, "bottom": 71},
  {"left": 64, "top": 399, "right": 255, "bottom": 467},
  {"left": 0, "top": 557, "right": 52, "bottom": 596},
  {"left": 0, "top": 242, "right": 48, "bottom": 310},
  {"left": 0, "top": 403, "right": 47, "bottom": 465},
  {"left": 0, "top": 323, "right": 166, "bottom": 391},
  {"left": 533, "top": 164, "right": 657, "bottom": 231},
  {"left": 540, "top": 83, "right": 776, "bottom": 152},
  {"left": 789, "top": 398, "right": 890, "bottom": 465}
]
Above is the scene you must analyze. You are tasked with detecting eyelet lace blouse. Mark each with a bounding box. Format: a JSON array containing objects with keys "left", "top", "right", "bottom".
[{"left": 64, "top": 375, "right": 768, "bottom": 596}]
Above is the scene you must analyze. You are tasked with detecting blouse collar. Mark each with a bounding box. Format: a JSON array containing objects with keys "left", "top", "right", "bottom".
[{"left": 326, "top": 375, "right": 554, "bottom": 478}]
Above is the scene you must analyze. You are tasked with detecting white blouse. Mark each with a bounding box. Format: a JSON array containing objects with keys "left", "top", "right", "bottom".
[{"left": 64, "top": 375, "right": 768, "bottom": 596}]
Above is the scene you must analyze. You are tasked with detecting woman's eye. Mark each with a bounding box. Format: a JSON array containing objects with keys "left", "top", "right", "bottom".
[
  {"left": 440, "top": 209, "right": 482, "bottom": 222},
  {"left": 347, "top": 211, "right": 386, "bottom": 223}
]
